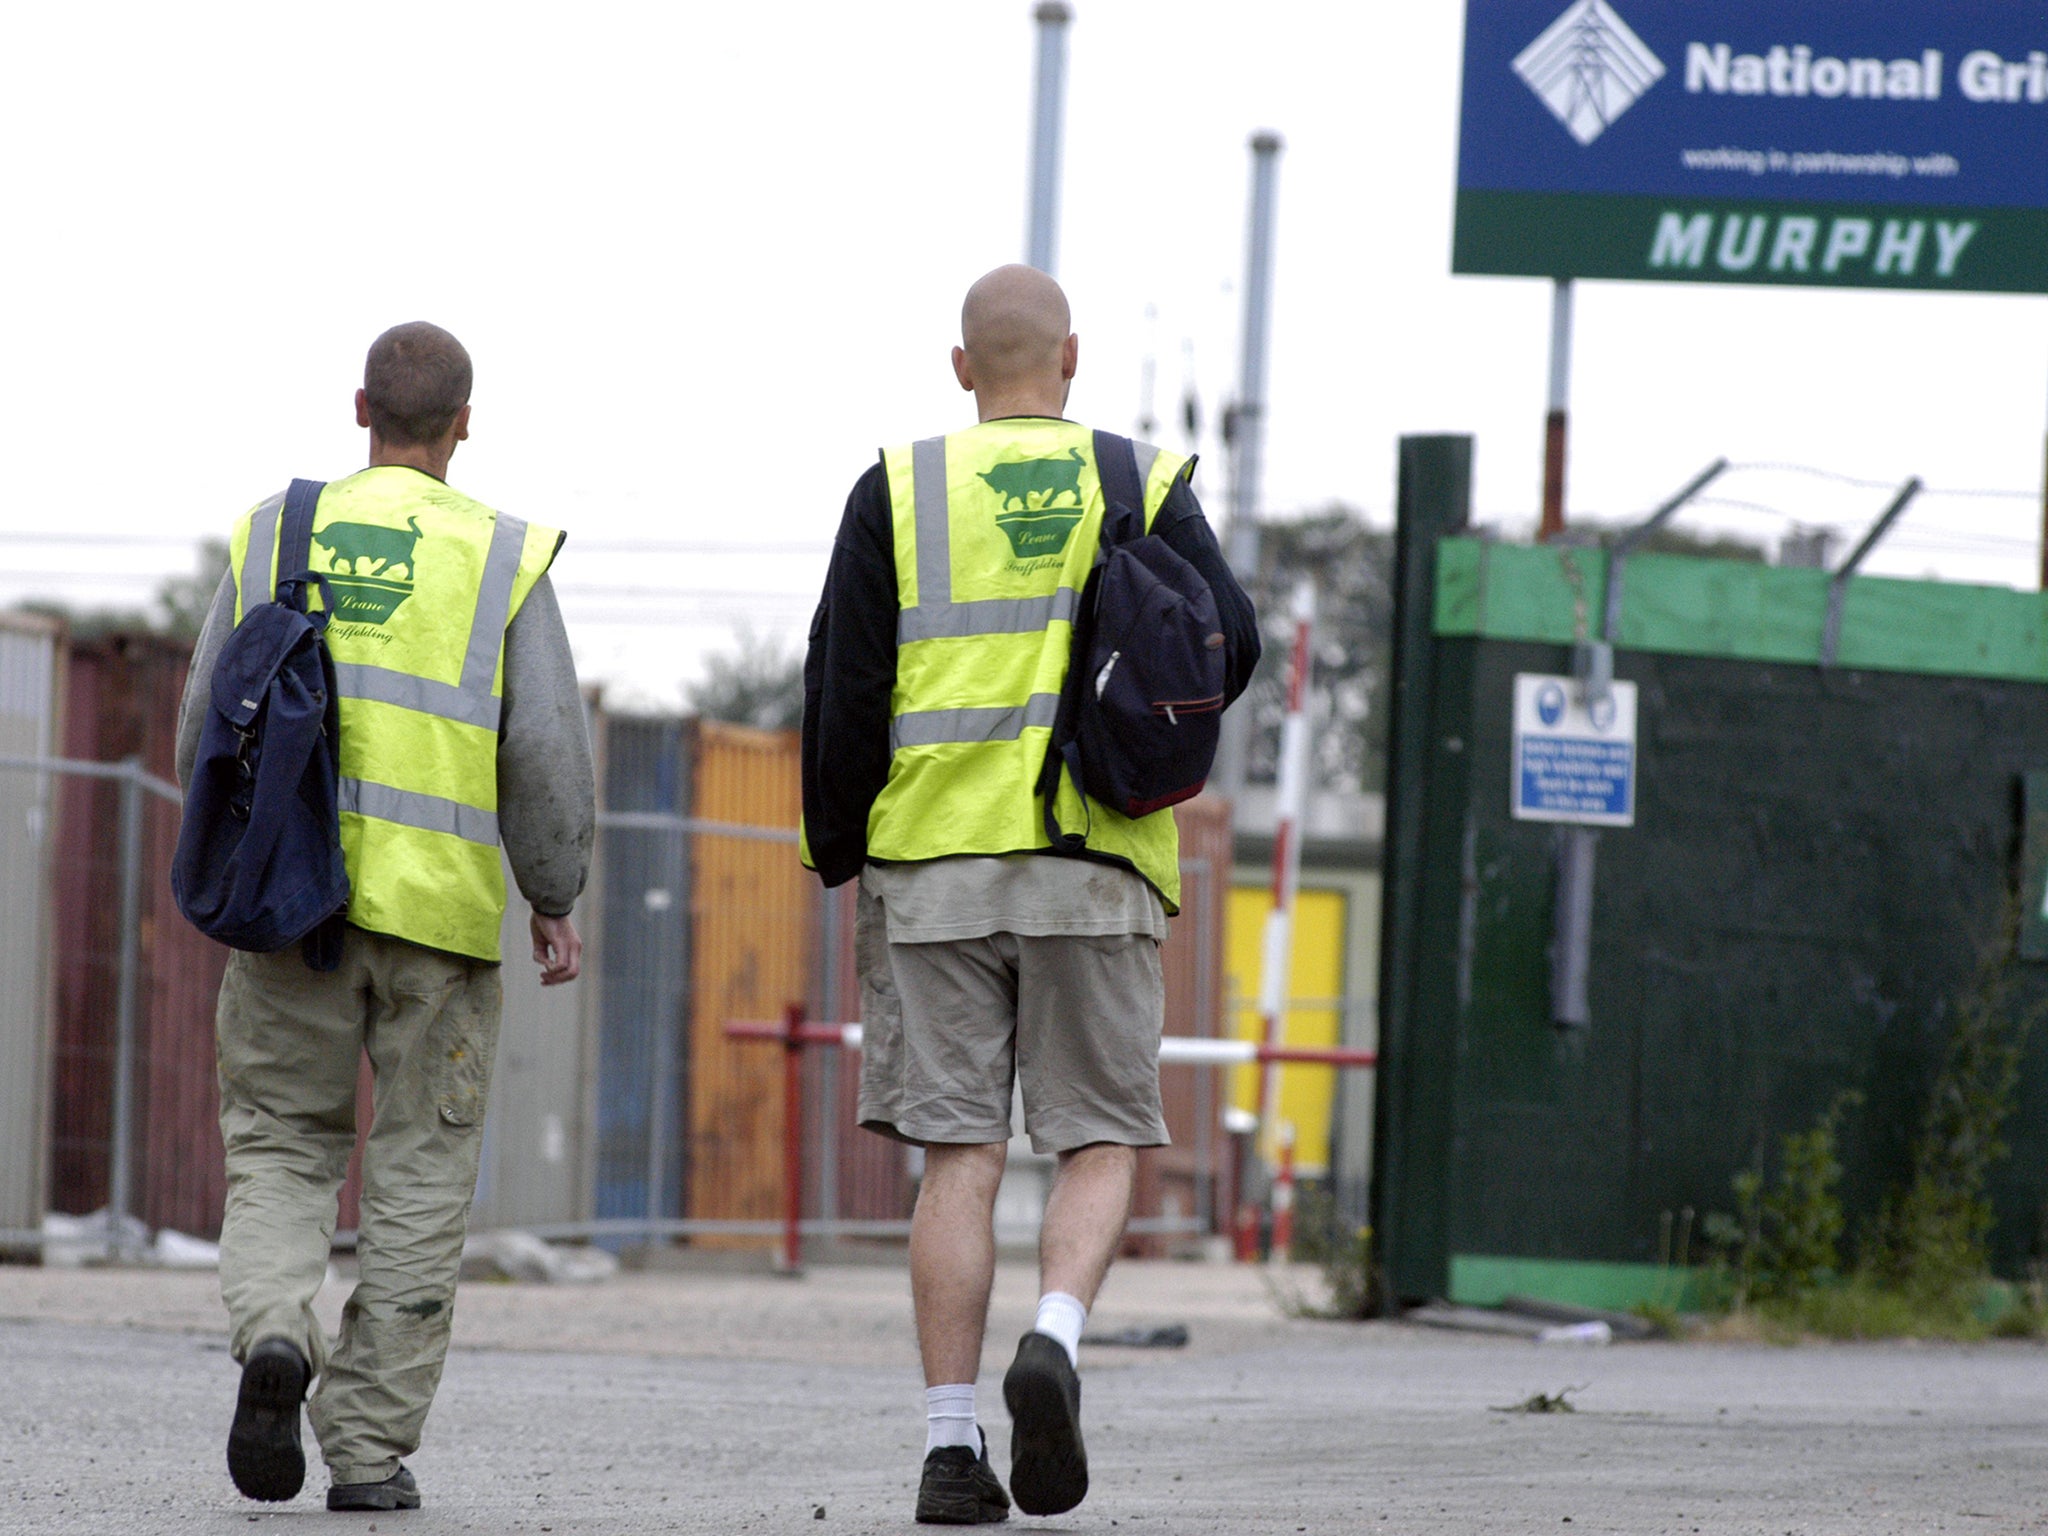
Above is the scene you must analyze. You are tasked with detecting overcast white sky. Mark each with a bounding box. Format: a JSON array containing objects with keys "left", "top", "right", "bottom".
[{"left": 5, "top": 2, "right": 2045, "bottom": 706}]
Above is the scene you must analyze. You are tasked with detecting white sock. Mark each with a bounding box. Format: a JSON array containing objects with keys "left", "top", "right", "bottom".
[
  {"left": 1033, "top": 1291, "right": 1087, "bottom": 1367},
  {"left": 925, "top": 1383, "right": 980, "bottom": 1455}
]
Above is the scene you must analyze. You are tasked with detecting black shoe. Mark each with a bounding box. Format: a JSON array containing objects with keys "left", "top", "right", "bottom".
[
  {"left": 327, "top": 1465, "right": 421, "bottom": 1512},
  {"left": 226, "top": 1337, "right": 309, "bottom": 1502},
  {"left": 916, "top": 1430, "right": 1010, "bottom": 1525},
  {"left": 1003, "top": 1332, "right": 1087, "bottom": 1517}
]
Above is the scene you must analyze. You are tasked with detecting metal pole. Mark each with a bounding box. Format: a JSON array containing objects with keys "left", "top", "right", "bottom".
[
  {"left": 1600, "top": 459, "right": 1731, "bottom": 644},
  {"left": 780, "top": 1002, "right": 806, "bottom": 1274},
  {"left": 1540, "top": 279, "right": 1573, "bottom": 540},
  {"left": 1026, "top": 1, "right": 1072, "bottom": 274},
  {"left": 1224, "top": 130, "right": 1286, "bottom": 580},
  {"left": 816, "top": 887, "right": 843, "bottom": 1234},
  {"left": 108, "top": 757, "right": 146, "bottom": 1260},
  {"left": 1254, "top": 579, "right": 1314, "bottom": 1165},
  {"left": 1550, "top": 826, "right": 1597, "bottom": 1027},
  {"left": 1823, "top": 477, "right": 1923, "bottom": 667},
  {"left": 645, "top": 826, "right": 683, "bottom": 1229},
  {"left": 1216, "top": 129, "right": 1286, "bottom": 801}
]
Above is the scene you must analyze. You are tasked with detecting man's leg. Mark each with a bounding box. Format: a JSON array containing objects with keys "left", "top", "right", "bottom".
[
  {"left": 910, "top": 1141, "right": 1008, "bottom": 1387},
  {"left": 216, "top": 941, "right": 369, "bottom": 1501},
  {"left": 216, "top": 946, "right": 367, "bottom": 1369},
  {"left": 1039, "top": 1141, "right": 1137, "bottom": 1311},
  {"left": 876, "top": 924, "right": 1022, "bottom": 1523},
  {"left": 908, "top": 1140, "right": 1013, "bottom": 1524},
  {"left": 1004, "top": 932, "right": 1166, "bottom": 1516},
  {"left": 309, "top": 936, "right": 500, "bottom": 1500}
]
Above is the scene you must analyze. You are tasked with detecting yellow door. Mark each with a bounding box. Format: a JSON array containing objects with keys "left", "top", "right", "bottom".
[{"left": 1225, "top": 885, "right": 1347, "bottom": 1174}]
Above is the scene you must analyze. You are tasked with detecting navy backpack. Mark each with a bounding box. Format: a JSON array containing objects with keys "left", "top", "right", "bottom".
[
  {"left": 1041, "top": 432, "right": 1227, "bottom": 848},
  {"left": 172, "top": 479, "right": 350, "bottom": 969}
]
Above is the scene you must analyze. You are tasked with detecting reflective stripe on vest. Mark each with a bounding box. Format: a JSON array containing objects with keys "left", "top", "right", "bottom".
[
  {"left": 338, "top": 778, "right": 501, "bottom": 846},
  {"left": 860, "top": 422, "right": 1188, "bottom": 909},
  {"left": 891, "top": 691, "right": 1062, "bottom": 752}
]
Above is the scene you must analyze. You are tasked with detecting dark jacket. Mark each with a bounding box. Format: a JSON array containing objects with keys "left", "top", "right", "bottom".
[{"left": 801, "top": 448, "right": 1259, "bottom": 888}]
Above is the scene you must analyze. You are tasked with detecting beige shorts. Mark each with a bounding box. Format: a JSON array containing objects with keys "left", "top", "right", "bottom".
[{"left": 855, "top": 889, "right": 1169, "bottom": 1154}]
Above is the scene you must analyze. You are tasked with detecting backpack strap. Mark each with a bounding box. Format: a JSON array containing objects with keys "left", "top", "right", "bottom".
[
  {"left": 274, "top": 477, "right": 346, "bottom": 970},
  {"left": 1042, "top": 436, "right": 1144, "bottom": 850},
  {"left": 275, "top": 477, "right": 326, "bottom": 599},
  {"left": 272, "top": 479, "right": 334, "bottom": 624},
  {"left": 1091, "top": 431, "right": 1146, "bottom": 544}
]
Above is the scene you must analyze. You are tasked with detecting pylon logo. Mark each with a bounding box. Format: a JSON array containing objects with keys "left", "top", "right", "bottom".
[
  {"left": 311, "top": 516, "right": 422, "bottom": 625},
  {"left": 1513, "top": 0, "right": 1665, "bottom": 146}
]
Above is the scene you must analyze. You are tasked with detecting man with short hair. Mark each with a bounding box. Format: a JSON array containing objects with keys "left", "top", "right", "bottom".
[
  {"left": 801, "top": 266, "right": 1257, "bottom": 1523},
  {"left": 176, "top": 321, "right": 595, "bottom": 1512}
]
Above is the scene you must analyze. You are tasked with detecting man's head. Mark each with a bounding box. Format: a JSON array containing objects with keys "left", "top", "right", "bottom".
[
  {"left": 952, "top": 265, "right": 1077, "bottom": 418},
  {"left": 357, "top": 322, "right": 472, "bottom": 450}
]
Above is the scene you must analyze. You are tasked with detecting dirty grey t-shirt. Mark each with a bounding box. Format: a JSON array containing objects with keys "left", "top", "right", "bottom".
[{"left": 861, "top": 854, "right": 1168, "bottom": 944}]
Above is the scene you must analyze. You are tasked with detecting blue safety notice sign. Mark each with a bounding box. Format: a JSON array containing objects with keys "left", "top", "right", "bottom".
[{"left": 1512, "top": 673, "right": 1638, "bottom": 826}]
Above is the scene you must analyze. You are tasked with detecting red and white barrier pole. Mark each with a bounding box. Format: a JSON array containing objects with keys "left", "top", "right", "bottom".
[
  {"left": 1269, "top": 1123, "right": 1297, "bottom": 1264},
  {"left": 726, "top": 1019, "right": 1376, "bottom": 1069}
]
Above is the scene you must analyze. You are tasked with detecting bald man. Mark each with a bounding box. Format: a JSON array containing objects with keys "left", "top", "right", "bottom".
[{"left": 801, "top": 267, "right": 1257, "bottom": 1523}]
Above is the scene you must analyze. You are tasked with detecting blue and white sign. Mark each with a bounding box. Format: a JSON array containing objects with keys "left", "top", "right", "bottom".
[
  {"left": 1455, "top": 1, "right": 2048, "bottom": 292},
  {"left": 1512, "top": 673, "right": 1638, "bottom": 826}
]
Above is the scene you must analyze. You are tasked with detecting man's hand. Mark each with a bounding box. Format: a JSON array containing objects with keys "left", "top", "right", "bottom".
[{"left": 530, "top": 911, "right": 582, "bottom": 986}]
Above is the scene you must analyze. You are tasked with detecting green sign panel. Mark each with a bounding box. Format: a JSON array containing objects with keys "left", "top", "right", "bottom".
[{"left": 1455, "top": 190, "right": 2048, "bottom": 294}]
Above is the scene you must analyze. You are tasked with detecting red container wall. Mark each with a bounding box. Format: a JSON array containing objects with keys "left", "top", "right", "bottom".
[
  {"left": 811, "top": 879, "right": 914, "bottom": 1227},
  {"left": 50, "top": 635, "right": 231, "bottom": 1238},
  {"left": 1133, "top": 793, "right": 1233, "bottom": 1251}
]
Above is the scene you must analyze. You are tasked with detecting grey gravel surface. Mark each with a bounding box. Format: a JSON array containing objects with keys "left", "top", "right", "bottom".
[{"left": 2, "top": 1261, "right": 2046, "bottom": 1534}]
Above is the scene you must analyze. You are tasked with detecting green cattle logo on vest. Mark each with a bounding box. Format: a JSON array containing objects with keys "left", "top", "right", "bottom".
[
  {"left": 980, "top": 448, "right": 1087, "bottom": 558},
  {"left": 311, "top": 516, "right": 422, "bottom": 625}
]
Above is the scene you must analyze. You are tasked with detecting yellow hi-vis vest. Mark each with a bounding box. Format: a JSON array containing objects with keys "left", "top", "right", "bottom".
[
  {"left": 863, "top": 419, "right": 1191, "bottom": 911},
  {"left": 227, "top": 465, "right": 563, "bottom": 961}
]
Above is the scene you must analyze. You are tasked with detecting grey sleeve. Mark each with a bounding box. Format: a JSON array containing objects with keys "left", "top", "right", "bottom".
[
  {"left": 174, "top": 574, "right": 237, "bottom": 788},
  {"left": 497, "top": 574, "right": 596, "bottom": 917}
]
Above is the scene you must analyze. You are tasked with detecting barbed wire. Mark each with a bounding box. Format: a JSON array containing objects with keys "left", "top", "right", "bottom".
[{"left": 1724, "top": 462, "right": 2035, "bottom": 501}]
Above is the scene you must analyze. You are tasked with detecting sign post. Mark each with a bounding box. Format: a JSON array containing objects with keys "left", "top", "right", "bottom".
[{"left": 1542, "top": 278, "right": 1573, "bottom": 540}]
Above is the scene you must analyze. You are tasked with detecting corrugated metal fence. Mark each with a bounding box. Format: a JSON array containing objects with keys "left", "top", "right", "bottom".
[{"left": 0, "top": 615, "right": 62, "bottom": 1241}]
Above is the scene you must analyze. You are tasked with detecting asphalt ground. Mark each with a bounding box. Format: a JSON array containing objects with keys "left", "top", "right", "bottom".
[{"left": 2, "top": 1258, "right": 2046, "bottom": 1535}]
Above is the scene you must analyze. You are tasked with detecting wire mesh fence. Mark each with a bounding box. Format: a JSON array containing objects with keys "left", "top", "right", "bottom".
[{"left": 4, "top": 657, "right": 1242, "bottom": 1261}]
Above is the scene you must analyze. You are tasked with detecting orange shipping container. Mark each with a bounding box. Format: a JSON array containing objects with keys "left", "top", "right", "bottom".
[{"left": 686, "top": 721, "right": 810, "bottom": 1231}]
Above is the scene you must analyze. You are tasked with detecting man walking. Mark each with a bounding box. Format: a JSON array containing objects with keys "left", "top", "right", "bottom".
[
  {"left": 175, "top": 322, "right": 595, "bottom": 1512},
  {"left": 800, "top": 266, "right": 1258, "bottom": 1523}
]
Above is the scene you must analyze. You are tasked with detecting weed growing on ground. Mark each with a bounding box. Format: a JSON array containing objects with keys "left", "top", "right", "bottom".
[
  {"left": 1692, "top": 904, "right": 2047, "bottom": 1342},
  {"left": 1875, "top": 910, "right": 2043, "bottom": 1312},
  {"left": 1266, "top": 1184, "right": 1378, "bottom": 1319}
]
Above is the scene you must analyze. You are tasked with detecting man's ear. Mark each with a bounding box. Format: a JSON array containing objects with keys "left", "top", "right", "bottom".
[
  {"left": 952, "top": 345, "right": 974, "bottom": 393},
  {"left": 1060, "top": 333, "right": 1079, "bottom": 381},
  {"left": 355, "top": 388, "right": 372, "bottom": 429},
  {"left": 452, "top": 403, "right": 471, "bottom": 443}
]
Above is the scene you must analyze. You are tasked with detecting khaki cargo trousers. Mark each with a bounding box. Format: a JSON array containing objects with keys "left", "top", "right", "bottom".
[{"left": 215, "top": 925, "right": 500, "bottom": 1486}]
